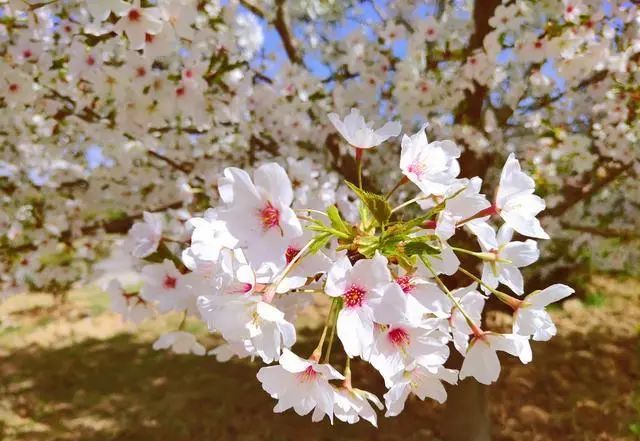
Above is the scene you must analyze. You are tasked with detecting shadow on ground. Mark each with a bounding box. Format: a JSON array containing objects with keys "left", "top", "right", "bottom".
[
  {"left": 0, "top": 333, "right": 444, "bottom": 441},
  {"left": 0, "top": 276, "right": 639, "bottom": 441}
]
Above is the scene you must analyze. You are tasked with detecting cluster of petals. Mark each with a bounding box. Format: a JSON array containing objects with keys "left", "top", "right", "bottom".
[{"left": 114, "top": 110, "right": 571, "bottom": 426}]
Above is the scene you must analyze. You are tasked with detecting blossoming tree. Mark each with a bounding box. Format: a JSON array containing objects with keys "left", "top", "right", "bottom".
[{"left": 1, "top": 0, "right": 638, "bottom": 439}]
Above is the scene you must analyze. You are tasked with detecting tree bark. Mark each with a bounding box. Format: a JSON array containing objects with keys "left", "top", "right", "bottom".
[
  {"left": 442, "top": 1, "right": 501, "bottom": 438},
  {"left": 443, "top": 379, "right": 491, "bottom": 441},
  {"left": 440, "top": 338, "right": 492, "bottom": 441}
]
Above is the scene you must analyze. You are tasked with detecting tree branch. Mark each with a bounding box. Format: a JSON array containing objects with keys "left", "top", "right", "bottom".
[
  {"left": 147, "top": 149, "right": 204, "bottom": 183},
  {"left": 273, "top": 0, "right": 301, "bottom": 64},
  {"left": 560, "top": 222, "right": 640, "bottom": 240},
  {"left": 545, "top": 161, "right": 634, "bottom": 217}
]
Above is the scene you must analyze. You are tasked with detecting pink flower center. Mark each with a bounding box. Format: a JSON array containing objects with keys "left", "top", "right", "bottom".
[
  {"left": 388, "top": 327, "right": 410, "bottom": 347},
  {"left": 395, "top": 275, "right": 415, "bottom": 294},
  {"left": 343, "top": 285, "right": 366, "bottom": 308},
  {"left": 128, "top": 8, "right": 142, "bottom": 22},
  {"left": 145, "top": 33, "right": 155, "bottom": 43},
  {"left": 407, "top": 161, "right": 426, "bottom": 178},
  {"left": 259, "top": 201, "right": 281, "bottom": 231},
  {"left": 230, "top": 282, "right": 253, "bottom": 294},
  {"left": 86, "top": 55, "right": 96, "bottom": 66},
  {"left": 285, "top": 246, "right": 300, "bottom": 264},
  {"left": 163, "top": 275, "right": 177, "bottom": 289},
  {"left": 136, "top": 66, "right": 146, "bottom": 77},
  {"left": 297, "top": 365, "right": 318, "bottom": 383},
  {"left": 23, "top": 49, "right": 32, "bottom": 59},
  {"left": 8, "top": 83, "right": 19, "bottom": 93}
]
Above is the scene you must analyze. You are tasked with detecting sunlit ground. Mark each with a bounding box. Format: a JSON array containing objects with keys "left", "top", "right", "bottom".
[{"left": 0, "top": 276, "right": 638, "bottom": 441}]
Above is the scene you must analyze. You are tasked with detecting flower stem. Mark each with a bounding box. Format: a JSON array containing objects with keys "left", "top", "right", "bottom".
[
  {"left": 262, "top": 239, "right": 314, "bottom": 303},
  {"left": 391, "top": 195, "right": 431, "bottom": 213},
  {"left": 421, "top": 256, "right": 483, "bottom": 335},
  {"left": 451, "top": 246, "right": 499, "bottom": 262},
  {"left": 385, "top": 176, "right": 409, "bottom": 200},
  {"left": 178, "top": 309, "right": 188, "bottom": 330},
  {"left": 355, "top": 148, "right": 364, "bottom": 189},
  {"left": 456, "top": 204, "right": 498, "bottom": 227},
  {"left": 311, "top": 298, "right": 338, "bottom": 361},
  {"left": 322, "top": 298, "right": 340, "bottom": 364},
  {"left": 458, "top": 267, "right": 523, "bottom": 310},
  {"left": 343, "top": 356, "right": 352, "bottom": 389},
  {"left": 295, "top": 208, "right": 329, "bottom": 218}
]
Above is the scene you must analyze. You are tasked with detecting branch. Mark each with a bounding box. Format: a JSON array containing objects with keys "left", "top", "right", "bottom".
[
  {"left": 519, "top": 70, "right": 610, "bottom": 113},
  {"left": 545, "top": 161, "right": 634, "bottom": 217},
  {"left": 6, "top": 201, "right": 185, "bottom": 253},
  {"left": 273, "top": 0, "right": 301, "bottom": 64},
  {"left": 455, "top": 0, "right": 501, "bottom": 180},
  {"left": 147, "top": 149, "right": 204, "bottom": 182},
  {"left": 239, "top": 0, "right": 301, "bottom": 64},
  {"left": 560, "top": 222, "right": 640, "bottom": 240},
  {"left": 238, "top": 0, "right": 265, "bottom": 17}
]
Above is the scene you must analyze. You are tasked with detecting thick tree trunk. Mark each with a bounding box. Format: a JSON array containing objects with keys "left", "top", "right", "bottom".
[
  {"left": 442, "top": 379, "right": 491, "bottom": 441},
  {"left": 440, "top": 342, "right": 492, "bottom": 441},
  {"left": 440, "top": 1, "right": 501, "bottom": 439}
]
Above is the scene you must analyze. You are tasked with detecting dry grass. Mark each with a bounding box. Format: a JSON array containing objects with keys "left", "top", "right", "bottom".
[{"left": 0, "top": 276, "right": 638, "bottom": 441}]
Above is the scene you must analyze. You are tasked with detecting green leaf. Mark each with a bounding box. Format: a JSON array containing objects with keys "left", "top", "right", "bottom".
[
  {"left": 355, "top": 235, "right": 380, "bottom": 258},
  {"left": 404, "top": 240, "right": 440, "bottom": 257},
  {"left": 309, "top": 232, "right": 332, "bottom": 254},
  {"left": 326, "top": 205, "right": 351, "bottom": 236},
  {"left": 306, "top": 224, "right": 351, "bottom": 239},
  {"left": 345, "top": 181, "right": 392, "bottom": 226},
  {"left": 393, "top": 252, "right": 416, "bottom": 272}
]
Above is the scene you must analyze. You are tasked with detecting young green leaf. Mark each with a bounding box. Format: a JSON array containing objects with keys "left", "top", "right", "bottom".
[
  {"left": 308, "top": 232, "right": 332, "bottom": 254},
  {"left": 404, "top": 240, "right": 440, "bottom": 256},
  {"left": 326, "top": 205, "right": 351, "bottom": 236},
  {"left": 345, "top": 180, "right": 392, "bottom": 226}
]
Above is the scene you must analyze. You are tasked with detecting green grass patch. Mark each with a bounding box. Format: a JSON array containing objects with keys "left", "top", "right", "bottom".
[{"left": 584, "top": 290, "right": 607, "bottom": 307}]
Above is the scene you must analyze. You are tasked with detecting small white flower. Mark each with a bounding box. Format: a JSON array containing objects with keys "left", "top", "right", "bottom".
[
  {"left": 140, "top": 260, "right": 195, "bottom": 313},
  {"left": 495, "top": 153, "right": 549, "bottom": 239},
  {"left": 332, "top": 387, "right": 383, "bottom": 427},
  {"left": 369, "top": 283, "right": 450, "bottom": 385},
  {"left": 127, "top": 211, "right": 162, "bottom": 258},
  {"left": 153, "top": 331, "right": 206, "bottom": 355},
  {"left": 328, "top": 108, "right": 401, "bottom": 150},
  {"left": 86, "top": 0, "right": 130, "bottom": 21},
  {"left": 218, "top": 163, "right": 303, "bottom": 274},
  {"left": 257, "top": 349, "right": 344, "bottom": 423},
  {"left": 2, "top": 69, "right": 35, "bottom": 107},
  {"left": 514, "top": 284, "right": 574, "bottom": 341},
  {"left": 197, "top": 260, "right": 295, "bottom": 363},
  {"left": 469, "top": 223, "right": 539, "bottom": 295},
  {"left": 420, "top": 177, "right": 491, "bottom": 223},
  {"left": 181, "top": 208, "right": 237, "bottom": 276},
  {"left": 208, "top": 341, "right": 254, "bottom": 362},
  {"left": 106, "top": 279, "right": 152, "bottom": 324},
  {"left": 325, "top": 253, "right": 392, "bottom": 358},
  {"left": 428, "top": 283, "right": 486, "bottom": 355},
  {"left": 113, "top": 0, "right": 163, "bottom": 50},
  {"left": 158, "top": 0, "right": 197, "bottom": 40},
  {"left": 275, "top": 230, "right": 332, "bottom": 294},
  {"left": 459, "top": 333, "right": 532, "bottom": 385},
  {"left": 400, "top": 127, "right": 461, "bottom": 196},
  {"left": 384, "top": 363, "right": 458, "bottom": 416}
]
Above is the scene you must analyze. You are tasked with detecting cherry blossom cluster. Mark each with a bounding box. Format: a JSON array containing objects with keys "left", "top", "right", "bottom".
[
  {"left": 113, "top": 109, "right": 573, "bottom": 425},
  {"left": 1, "top": 1, "right": 637, "bottom": 304}
]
